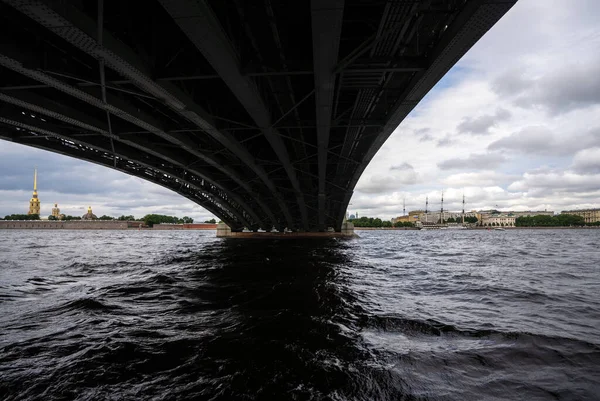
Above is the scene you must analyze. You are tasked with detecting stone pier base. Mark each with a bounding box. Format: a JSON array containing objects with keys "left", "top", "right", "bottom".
[
  {"left": 215, "top": 222, "right": 358, "bottom": 238},
  {"left": 341, "top": 221, "right": 356, "bottom": 237},
  {"left": 216, "top": 222, "right": 232, "bottom": 237}
]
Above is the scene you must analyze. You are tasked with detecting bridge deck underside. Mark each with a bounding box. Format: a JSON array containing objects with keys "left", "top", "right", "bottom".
[{"left": 0, "top": 0, "right": 515, "bottom": 231}]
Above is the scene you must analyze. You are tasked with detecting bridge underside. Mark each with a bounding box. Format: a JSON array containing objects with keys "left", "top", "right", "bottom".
[{"left": 0, "top": 0, "right": 515, "bottom": 231}]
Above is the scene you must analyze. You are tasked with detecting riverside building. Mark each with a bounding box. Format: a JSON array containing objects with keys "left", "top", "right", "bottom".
[
  {"left": 561, "top": 208, "right": 600, "bottom": 224},
  {"left": 481, "top": 214, "right": 516, "bottom": 227}
]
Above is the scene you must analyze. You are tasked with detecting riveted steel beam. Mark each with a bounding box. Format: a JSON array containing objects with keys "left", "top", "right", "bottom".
[
  {"left": 158, "top": 0, "right": 307, "bottom": 231},
  {"left": 311, "top": 0, "right": 344, "bottom": 231}
]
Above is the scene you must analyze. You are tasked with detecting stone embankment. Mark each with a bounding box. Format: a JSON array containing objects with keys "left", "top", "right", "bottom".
[
  {"left": 0, "top": 220, "right": 131, "bottom": 229},
  {"left": 152, "top": 223, "right": 217, "bottom": 230}
]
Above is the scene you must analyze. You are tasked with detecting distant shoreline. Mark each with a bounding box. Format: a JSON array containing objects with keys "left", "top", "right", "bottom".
[
  {"left": 1, "top": 221, "right": 598, "bottom": 231},
  {"left": 471, "top": 226, "right": 600, "bottom": 230},
  {"left": 353, "top": 226, "right": 600, "bottom": 230}
]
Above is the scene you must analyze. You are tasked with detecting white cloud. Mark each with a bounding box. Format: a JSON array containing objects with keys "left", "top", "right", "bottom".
[
  {"left": 438, "top": 154, "right": 507, "bottom": 171},
  {"left": 571, "top": 148, "right": 600, "bottom": 174},
  {"left": 355, "top": 163, "right": 419, "bottom": 194},
  {"left": 508, "top": 171, "right": 600, "bottom": 194},
  {"left": 442, "top": 172, "right": 518, "bottom": 187}
]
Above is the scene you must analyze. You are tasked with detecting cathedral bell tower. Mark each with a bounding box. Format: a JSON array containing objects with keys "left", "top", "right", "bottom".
[{"left": 28, "top": 167, "right": 41, "bottom": 216}]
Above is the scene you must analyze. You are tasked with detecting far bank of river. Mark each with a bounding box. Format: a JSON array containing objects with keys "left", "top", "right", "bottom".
[{"left": 353, "top": 226, "right": 600, "bottom": 230}]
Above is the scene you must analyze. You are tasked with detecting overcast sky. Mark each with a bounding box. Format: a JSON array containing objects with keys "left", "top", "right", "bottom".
[{"left": 1, "top": 0, "right": 599, "bottom": 221}]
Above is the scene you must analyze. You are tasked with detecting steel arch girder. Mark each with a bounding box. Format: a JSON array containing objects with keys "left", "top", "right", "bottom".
[
  {"left": 1, "top": 0, "right": 290, "bottom": 229},
  {"left": 333, "top": 0, "right": 518, "bottom": 227}
]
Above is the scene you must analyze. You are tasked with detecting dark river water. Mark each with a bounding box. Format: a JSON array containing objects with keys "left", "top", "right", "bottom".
[{"left": 1, "top": 229, "right": 599, "bottom": 400}]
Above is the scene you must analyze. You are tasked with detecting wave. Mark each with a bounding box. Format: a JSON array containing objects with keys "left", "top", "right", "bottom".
[
  {"left": 361, "top": 314, "right": 600, "bottom": 348},
  {"left": 46, "top": 297, "right": 120, "bottom": 314}
]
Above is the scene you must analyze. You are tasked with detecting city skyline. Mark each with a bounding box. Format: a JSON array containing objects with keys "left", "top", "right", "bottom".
[{"left": 1, "top": 0, "right": 599, "bottom": 221}]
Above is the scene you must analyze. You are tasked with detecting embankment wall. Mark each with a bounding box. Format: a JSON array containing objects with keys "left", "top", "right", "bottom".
[{"left": 0, "top": 220, "right": 130, "bottom": 229}]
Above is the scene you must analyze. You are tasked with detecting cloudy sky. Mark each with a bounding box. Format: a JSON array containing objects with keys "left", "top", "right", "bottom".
[{"left": 1, "top": 0, "right": 599, "bottom": 221}]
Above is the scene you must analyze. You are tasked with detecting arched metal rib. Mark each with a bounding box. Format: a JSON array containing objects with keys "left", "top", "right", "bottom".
[{"left": 332, "top": 0, "right": 518, "bottom": 228}]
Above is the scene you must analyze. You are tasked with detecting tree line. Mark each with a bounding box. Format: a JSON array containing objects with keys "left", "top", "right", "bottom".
[
  {"left": 349, "top": 216, "right": 415, "bottom": 228},
  {"left": 2, "top": 213, "right": 220, "bottom": 226},
  {"left": 141, "top": 214, "right": 194, "bottom": 227},
  {"left": 2, "top": 214, "right": 40, "bottom": 220},
  {"left": 515, "top": 214, "right": 588, "bottom": 227}
]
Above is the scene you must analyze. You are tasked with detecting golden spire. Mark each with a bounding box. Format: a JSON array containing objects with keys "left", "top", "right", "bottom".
[
  {"left": 33, "top": 166, "right": 37, "bottom": 194},
  {"left": 28, "top": 166, "right": 41, "bottom": 215}
]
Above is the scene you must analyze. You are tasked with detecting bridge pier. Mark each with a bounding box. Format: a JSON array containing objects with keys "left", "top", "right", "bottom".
[
  {"left": 216, "top": 222, "right": 232, "bottom": 238},
  {"left": 216, "top": 222, "right": 357, "bottom": 239}
]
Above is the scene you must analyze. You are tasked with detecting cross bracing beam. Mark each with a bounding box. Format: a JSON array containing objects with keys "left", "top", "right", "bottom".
[
  {"left": 1, "top": 0, "right": 291, "bottom": 230},
  {"left": 158, "top": 0, "right": 308, "bottom": 231},
  {"left": 311, "top": 0, "right": 344, "bottom": 231},
  {"left": 0, "top": 91, "right": 268, "bottom": 229},
  {"left": 0, "top": 117, "right": 246, "bottom": 228}
]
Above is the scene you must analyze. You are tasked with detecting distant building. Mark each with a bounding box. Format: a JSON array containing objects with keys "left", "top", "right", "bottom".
[
  {"left": 28, "top": 167, "right": 40, "bottom": 215},
  {"left": 561, "top": 208, "right": 600, "bottom": 223},
  {"left": 51, "top": 203, "right": 61, "bottom": 219},
  {"left": 481, "top": 214, "right": 516, "bottom": 227},
  {"left": 391, "top": 215, "right": 410, "bottom": 223},
  {"left": 507, "top": 210, "right": 554, "bottom": 217},
  {"left": 477, "top": 210, "right": 554, "bottom": 223},
  {"left": 392, "top": 210, "right": 424, "bottom": 224},
  {"left": 81, "top": 206, "right": 98, "bottom": 220},
  {"left": 349, "top": 214, "right": 356, "bottom": 220}
]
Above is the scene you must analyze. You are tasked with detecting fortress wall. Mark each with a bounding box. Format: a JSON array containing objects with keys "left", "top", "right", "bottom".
[
  {"left": 152, "top": 223, "right": 217, "bottom": 230},
  {"left": 152, "top": 224, "right": 184, "bottom": 230}
]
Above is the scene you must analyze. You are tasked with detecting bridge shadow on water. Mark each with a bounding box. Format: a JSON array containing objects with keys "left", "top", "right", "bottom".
[
  {"left": 1, "top": 237, "right": 413, "bottom": 401},
  {"left": 161, "top": 238, "right": 407, "bottom": 400}
]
